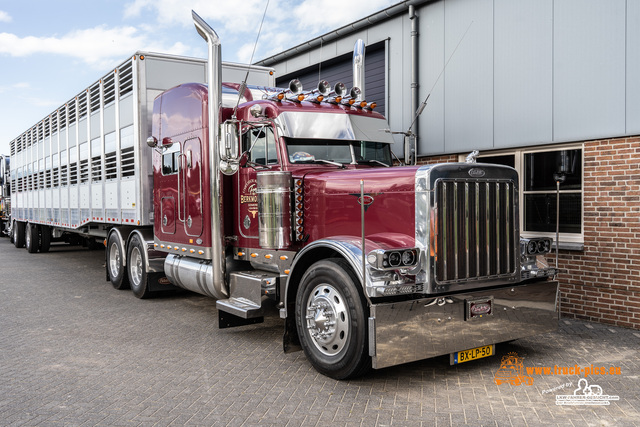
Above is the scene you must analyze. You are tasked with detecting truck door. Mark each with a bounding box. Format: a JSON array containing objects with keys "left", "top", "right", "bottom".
[
  {"left": 237, "top": 125, "right": 279, "bottom": 241},
  {"left": 182, "top": 137, "right": 203, "bottom": 237}
]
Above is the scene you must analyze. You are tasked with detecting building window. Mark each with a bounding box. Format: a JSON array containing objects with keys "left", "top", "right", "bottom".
[{"left": 476, "top": 144, "right": 583, "bottom": 245}]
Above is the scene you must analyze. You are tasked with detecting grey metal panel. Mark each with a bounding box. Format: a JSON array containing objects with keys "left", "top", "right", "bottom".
[
  {"left": 628, "top": 1, "right": 640, "bottom": 134},
  {"left": 119, "top": 95, "right": 134, "bottom": 127},
  {"left": 553, "top": 0, "right": 626, "bottom": 142},
  {"left": 145, "top": 57, "right": 206, "bottom": 90},
  {"left": 494, "top": 0, "right": 553, "bottom": 147},
  {"left": 443, "top": 0, "right": 494, "bottom": 153},
  {"left": 103, "top": 104, "right": 116, "bottom": 134},
  {"left": 419, "top": 0, "right": 445, "bottom": 155}
]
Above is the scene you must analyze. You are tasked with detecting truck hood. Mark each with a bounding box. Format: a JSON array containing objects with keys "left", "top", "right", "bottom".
[{"left": 298, "top": 166, "right": 420, "bottom": 249}]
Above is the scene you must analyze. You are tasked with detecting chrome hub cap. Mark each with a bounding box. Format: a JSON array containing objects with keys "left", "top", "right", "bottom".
[
  {"left": 305, "top": 283, "right": 350, "bottom": 356},
  {"left": 109, "top": 243, "right": 120, "bottom": 278},
  {"left": 130, "top": 247, "right": 143, "bottom": 287}
]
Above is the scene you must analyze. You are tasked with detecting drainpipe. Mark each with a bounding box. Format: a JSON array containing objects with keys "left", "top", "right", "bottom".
[
  {"left": 353, "top": 39, "right": 366, "bottom": 101},
  {"left": 408, "top": 4, "right": 419, "bottom": 165},
  {"left": 192, "top": 11, "right": 228, "bottom": 299}
]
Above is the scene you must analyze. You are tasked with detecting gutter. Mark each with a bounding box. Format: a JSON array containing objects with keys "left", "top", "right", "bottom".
[{"left": 255, "top": 0, "right": 432, "bottom": 67}]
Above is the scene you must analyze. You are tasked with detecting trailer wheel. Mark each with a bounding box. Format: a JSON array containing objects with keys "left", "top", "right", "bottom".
[
  {"left": 39, "top": 225, "right": 51, "bottom": 253},
  {"left": 128, "top": 234, "right": 151, "bottom": 299},
  {"left": 107, "top": 233, "right": 129, "bottom": 290},
  {"left": 295, "top": 258, "right": 371, "bottom": 380},
  {"left": 25, "top": 223, "right": 39, "bottom": 253},
  {"left": 13, "top": 221, "right": 25, "bottom": 248}
]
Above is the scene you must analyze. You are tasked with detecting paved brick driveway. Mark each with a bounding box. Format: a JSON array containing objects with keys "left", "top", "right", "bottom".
[{"left": 0, "top": 238, "right": 638, "bottom": 426}]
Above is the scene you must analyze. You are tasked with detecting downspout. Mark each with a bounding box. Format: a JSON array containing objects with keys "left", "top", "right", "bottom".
[
  {"left": 408, "top": 4, "right": 419, "bottom": 165},
  {"left": 192, "top": 11, "right": 228, "bottom": 299}
]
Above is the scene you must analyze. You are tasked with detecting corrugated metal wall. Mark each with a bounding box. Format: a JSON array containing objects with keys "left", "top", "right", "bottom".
[
  {"left": 262, "top": 0, "right": 640, "bottom": 157},
  {"left": 421, "top": 0, "right": 639, "bottom": 155}
]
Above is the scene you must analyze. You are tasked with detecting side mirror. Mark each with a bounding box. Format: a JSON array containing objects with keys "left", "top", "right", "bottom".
[
  {"left": 147, "top": 136, "right": 158, "bottom": 148},
  {"left": 220, "top": 120, "right": 240, "bottom": 175}
]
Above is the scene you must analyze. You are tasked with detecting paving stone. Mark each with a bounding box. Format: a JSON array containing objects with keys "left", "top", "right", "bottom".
[{"left": 0, "top": 239, "right": 638, "bottom": 426}]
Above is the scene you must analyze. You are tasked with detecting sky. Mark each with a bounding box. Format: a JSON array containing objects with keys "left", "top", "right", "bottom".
[{"left": 0, "top": 0, "right": 399, "bottom": 155}]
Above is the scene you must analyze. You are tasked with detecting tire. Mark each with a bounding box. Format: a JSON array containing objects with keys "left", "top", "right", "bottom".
[
  {"left": 127, "top": 234, "right": 151, "bottom": 299},
  {"left": 39, "top": 225, "right": 51, "bottom": 253},
  {"left": 107, "top": 233, "right": 129, "bottom": 290},
  {"left": 295, "top": 258, "right": 371, "bottom": 380},
  {"left": 13, "top": 221, "right": 25, "bottom": 248},
  {"left": 25, "top": 223, "right": 39, "bottom": 253}
]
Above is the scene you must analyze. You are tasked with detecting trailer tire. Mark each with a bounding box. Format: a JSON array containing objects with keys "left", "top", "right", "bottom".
[
  {"left": 128, "top": 234, "right": 151, "bottom": 299},
  {"left": 13, "top": 221, "right": 25, "bottom": 248},
  {"left": 295, "top": 258, "right": 371, "bottom": 380},
  {"left": 25, "top": 223, "right": 39, "bottom": 253},
  {"left": 39, "top": 225, "right": 51, "bottom": 253},
  {"left": 107, "top": 233, "right": 129, "bottom": 290}
]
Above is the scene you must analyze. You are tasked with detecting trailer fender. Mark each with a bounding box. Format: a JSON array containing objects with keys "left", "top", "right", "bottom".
[
  {"left": 105, "top": 227, "right": 134, "bottom": 285},
  {"left": 126, "top": 228, "right": 166, "bottom": 274}
]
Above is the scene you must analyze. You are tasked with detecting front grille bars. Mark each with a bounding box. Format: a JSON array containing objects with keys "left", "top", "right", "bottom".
[{"left": 435, "top": 179, "right": 517, "bottom": 284}]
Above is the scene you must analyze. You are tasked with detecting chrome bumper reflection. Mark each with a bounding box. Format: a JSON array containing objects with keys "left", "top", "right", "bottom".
[{"left": 369, "top": 280, "right": 558, "bottom": 369}]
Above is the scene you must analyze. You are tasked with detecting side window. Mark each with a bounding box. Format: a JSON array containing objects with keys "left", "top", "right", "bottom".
[
  {"left": 480, "top": 147, "right": 583, "bottom": 243},
  {"left": 242, "top": 126, "right": 277, "bottom": 166},
  {"left": 162, "top": 143, "right": 181, "bottom": 175}
]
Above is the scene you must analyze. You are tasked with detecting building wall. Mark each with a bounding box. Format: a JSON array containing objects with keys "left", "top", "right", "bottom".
[
  {"left": 559, "top": 136, "right": 640, "bottom": 329},
  {"left": 260, "top": 0, "right": 640, "bottom": 158}
]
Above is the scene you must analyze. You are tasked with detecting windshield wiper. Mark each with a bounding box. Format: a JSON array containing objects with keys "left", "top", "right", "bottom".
[{"left": 357, "top": 159, "right": 390, "bottom": 168}]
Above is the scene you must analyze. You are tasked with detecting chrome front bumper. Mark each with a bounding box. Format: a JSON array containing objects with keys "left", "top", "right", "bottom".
[{"left": 369, "top": 280, "right": 558, "bottom": 369}]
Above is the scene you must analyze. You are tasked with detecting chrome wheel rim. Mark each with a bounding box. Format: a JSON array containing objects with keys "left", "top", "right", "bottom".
[
  {"left": 109, "top": 243, "right": 121, "bottom": 278},
  {"left": 304, "top": 283, "right": 350, "bottom": 356},
  {"left": 130, "top": 246, "right": 143, "bottom": 287},
  {"left": 25, "top": 226, "right": 30, "bottom": 248}
]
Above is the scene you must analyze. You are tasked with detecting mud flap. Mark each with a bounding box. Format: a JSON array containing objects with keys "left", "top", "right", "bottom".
[{"left": 218, "top": 310, "right": 264, "bottom": 329}]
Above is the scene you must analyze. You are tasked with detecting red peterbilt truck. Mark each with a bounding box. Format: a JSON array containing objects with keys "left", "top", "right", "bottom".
[{"left": 7, "top": 12, "right": 559, "bottom": 379}]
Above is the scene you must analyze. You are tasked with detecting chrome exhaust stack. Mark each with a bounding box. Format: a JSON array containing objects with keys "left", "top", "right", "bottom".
[
  {"left": 352, "top": 39, "right": 365, "bottom": 101},
  {"left": 192, "top": 10, "right": 227, "bottom": 299}
]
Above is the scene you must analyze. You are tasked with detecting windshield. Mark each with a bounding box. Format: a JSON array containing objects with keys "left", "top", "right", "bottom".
[{"left": 285, "top": 138, "right": 392, "bottom": 166}]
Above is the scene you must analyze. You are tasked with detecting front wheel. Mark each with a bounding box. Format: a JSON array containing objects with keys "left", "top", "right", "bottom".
[
  {"left": 127, "top": 234, "right": 151, "bottom": 299},
  {"left": 295, "top": 258, "right": 371, "bottom": 380}
]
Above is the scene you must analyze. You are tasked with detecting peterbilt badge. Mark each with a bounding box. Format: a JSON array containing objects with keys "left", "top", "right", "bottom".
[{"left": 468, "top": 168, "right": 486, "bottom": 178}]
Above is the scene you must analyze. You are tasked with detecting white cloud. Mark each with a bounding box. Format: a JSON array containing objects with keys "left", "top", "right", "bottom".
[
  {"left": 292, "top": 0, "right": 398, "bottom": 34},
  {"left": 125, "top": 0, "right": 270, "bottom": 31},
  {"left": 0, "top": 10, "right": 11, "bottom": 23},
  {"left": 0, "top": 25, "right": 191, "bottom": 69}
]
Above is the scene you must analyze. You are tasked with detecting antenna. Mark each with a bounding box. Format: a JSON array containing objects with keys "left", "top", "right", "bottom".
[
  {"left": 406, "top": 21, "right": 474, "bottom": 136},
  {"left": 233, "top": 0, "right": 270, "bottom": 118}
]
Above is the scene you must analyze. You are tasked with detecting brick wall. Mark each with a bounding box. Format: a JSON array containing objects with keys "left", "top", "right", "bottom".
[
  {"left": 559, "top": 136, "right": 640, "bottom": 329},
  {"left": 416, "top": 136, "right": 640, "bottom": 330}
]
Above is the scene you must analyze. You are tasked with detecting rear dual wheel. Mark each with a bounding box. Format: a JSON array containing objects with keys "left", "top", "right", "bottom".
[
  {"left": 24, "top": 223, "right": 51, "bottom": 253},
  {"left": 107, "top": 233, "right": 129, "bottom": 290},
  {"left": 13, "top": 221, "right": 25, "bottom": 248}
]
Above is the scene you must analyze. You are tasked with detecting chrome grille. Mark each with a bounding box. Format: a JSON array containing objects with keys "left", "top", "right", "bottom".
[{"left": 435, "top": 178, "right": 517, "bottom": 284}]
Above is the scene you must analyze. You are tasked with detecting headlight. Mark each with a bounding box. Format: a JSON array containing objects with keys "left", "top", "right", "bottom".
[
  {"left": 521, "top": 238, "right": 552, "bottom": 256},
  {"left": 367, "top": 248, "right": 419, "bottom": 270}
]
